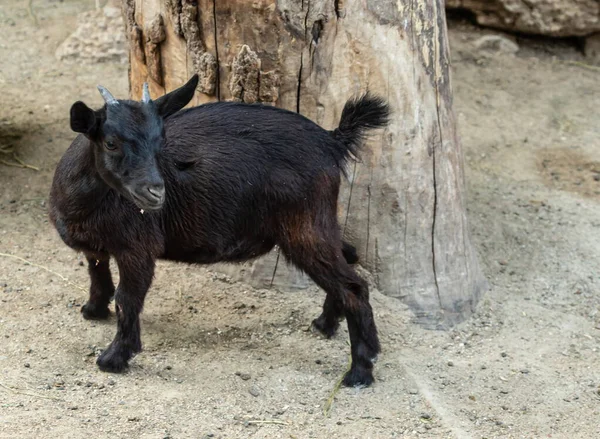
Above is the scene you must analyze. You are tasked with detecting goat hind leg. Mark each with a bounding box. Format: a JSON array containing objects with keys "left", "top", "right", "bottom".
[
  {"left": 312, "top": 292, "right": 344, "bottom": 338},
  {"left": 81, "top": 251, "right": 115, "bottom": 320},
  {"left": 287, "top": 245, "right": 380, "bottom": 387}
]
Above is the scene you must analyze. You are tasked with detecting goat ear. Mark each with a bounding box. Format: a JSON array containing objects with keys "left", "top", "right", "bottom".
[
  {"left": 70, "top": 101, "right": 97, "bottom": 135},
  {"left": 154, "top": 74, "right": 199, "bottom": 119}
]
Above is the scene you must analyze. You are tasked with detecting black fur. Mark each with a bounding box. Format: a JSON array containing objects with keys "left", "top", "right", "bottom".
[{"left": 49, "top": 74, "right": 390, "bottom": 387}]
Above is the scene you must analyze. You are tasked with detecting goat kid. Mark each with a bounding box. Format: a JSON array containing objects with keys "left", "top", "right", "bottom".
[{"left": 49, "top": 74, "right": 390, "bottom": 387}]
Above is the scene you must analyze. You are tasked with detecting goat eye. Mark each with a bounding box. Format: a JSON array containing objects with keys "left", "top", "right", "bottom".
[{"left": 104, "top": 140, "right": 116, "bottom": 151}]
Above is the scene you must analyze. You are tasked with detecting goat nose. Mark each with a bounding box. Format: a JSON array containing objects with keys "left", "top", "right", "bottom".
[{"left": 147, "top": 184, "right": 165, "bottom": 200}]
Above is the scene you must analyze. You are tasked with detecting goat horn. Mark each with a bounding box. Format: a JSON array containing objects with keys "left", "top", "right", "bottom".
[
  {"left": 141, "top": 82, "right": 152, "bottom": 103},
  {"left": 97, "top": 85, "right": 118, "bottom": 105}
]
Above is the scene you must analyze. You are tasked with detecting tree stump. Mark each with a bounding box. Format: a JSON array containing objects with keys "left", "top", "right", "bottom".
[{"left": 120, "top": 0, "right": 488, "bottom": 328}]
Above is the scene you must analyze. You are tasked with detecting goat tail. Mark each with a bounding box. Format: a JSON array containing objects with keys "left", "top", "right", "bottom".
[{"left": 331, "top": 92, "right": 391, "bottom": 163}]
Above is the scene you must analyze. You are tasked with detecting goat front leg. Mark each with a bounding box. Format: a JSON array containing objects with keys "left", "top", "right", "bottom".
[
  {"left": 96, "top": 254, "right": 155, "bottom": 373},
  {"left": 81, "top": 251, "right": 115, "bottom": 320}
]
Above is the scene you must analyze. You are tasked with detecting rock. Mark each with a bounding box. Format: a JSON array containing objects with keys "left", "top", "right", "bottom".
[
  {"left": 55, "top": 5, "right": 127, "bottom": 64},
  {"left": 474, "top": 35, "right": 519, "bottom": 55},
  {"left": 447, "top": 0, "right": 600, "bottom": 37},
  {"left": 249, "top": 386, "right": 260, "bottom": 397},
  {"left": 584, "top": 33, "right": 600, "bottom": 63}
]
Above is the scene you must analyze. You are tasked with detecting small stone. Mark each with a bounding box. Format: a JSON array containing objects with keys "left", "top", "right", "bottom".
[
  {"left": 249, "top": 386, "right": 260, "bottom": 397},
  {"left": 474, "top": 34, "right": 519, "bottom": 54},
  {"left": 78, "top": 261, "right": 84, "bottom": 267},
  {"left": 408, "top": 388, "right": 419, "bottom": 395},
  {"left": 501, "top": 352, "right": 508, "bottom": 358},
  {"left": 240, "top": 373, "right": 251, "bottom": 381},
  {"left": 164, "top": 365, "right": 172, "bottom": 370},
  {"left": 315, "top": 359, "right": 322, "bottom": 365},
  {"left": 500, "top": 390, "right": 509, "bottom": 394},
  {"left": 468, "top": 395, "right": 476, "bottom": 401},
  {"left": 24, "top": 363, "right": 30, "bottom": 368},
  {"left": 520, "top": 369, "right": 530, "bottom": 374},
  {"left": 420, "top": 413, "right": 432, "bottom": 420},
  {"left": 447, "top": 360, "right": 454, "bottom": 367}
]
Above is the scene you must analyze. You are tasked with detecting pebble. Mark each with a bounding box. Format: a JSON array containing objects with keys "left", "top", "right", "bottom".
[
  {"left": 420, "top": 413, "right": 432, "bottom": 420},
  {"left": 240, "top": 373, "right": 251, "bottom": 381},
  {"left": 501, "top": 352, "right": 508, "bottom": 358},
  {"left": 407, "top": 388, "right": 419, "bottom": 395},
  {"left": 474, "top": 34, "right": 519, "bottom": 54},
  {"left": 447, "top": 360, "right": 454, "bottom": 367},
  {"left": 520, "top": 369, "right": 530, "bottom": 374},
  {"left": 24, "top": 362, "right": 30, "bottom": 368},
  {"left": 249, "top": 386, "right": 260, "bottom": 397}
]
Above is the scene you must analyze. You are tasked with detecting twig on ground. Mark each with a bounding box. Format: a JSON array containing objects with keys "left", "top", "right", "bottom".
[
  {"left": 0, "top": 153, "right": 39, "bottom": 171},
  {"left": 323, "top": 355, "right": 352, "bottom": 417},
  {"left": 27, "top": 0, "right": 38, "bottom": 25},
  {"left": 0, "top": 382, "right": 61, "bottom": 401},
  {"left": 0, "top": 252, "right": 86, "bottom": 293},
  {"left": 246, "top": 420, "right": 289, "bottom": 426}
]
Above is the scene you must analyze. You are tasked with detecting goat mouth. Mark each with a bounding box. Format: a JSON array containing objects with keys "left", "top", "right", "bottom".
[{"left": 128, "top": 190, "right": 164, "bottom": 211}]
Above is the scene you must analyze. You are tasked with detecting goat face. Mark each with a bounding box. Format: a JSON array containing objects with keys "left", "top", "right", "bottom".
[{"left": 68, "top": 75, "right": 200, "bottom": 211}]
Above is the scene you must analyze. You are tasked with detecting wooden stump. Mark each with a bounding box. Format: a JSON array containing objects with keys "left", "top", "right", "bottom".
[{"left": 120, "top": 0, "right": 488, "bottom": 328}]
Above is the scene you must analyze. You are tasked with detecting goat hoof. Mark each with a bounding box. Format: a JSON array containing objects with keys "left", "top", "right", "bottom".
[
  {"left": 311, "top": 316, "right": 339, "bottom": 338},
  {"left": 96, "top": 345, "right": 129, "bottom": 373},
  {"left": 342, "top": 367, "right": 374, "bottom": 388},
  {"left": 81, "top": 302, "right": 110, "bottom": 320}
]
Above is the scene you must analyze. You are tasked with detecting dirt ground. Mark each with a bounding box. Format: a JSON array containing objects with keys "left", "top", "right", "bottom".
[{"left": 1, "top": 2, "right": 599, "bottom": 438}]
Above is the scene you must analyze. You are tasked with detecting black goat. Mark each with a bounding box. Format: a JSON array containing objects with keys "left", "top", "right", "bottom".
[{"left": 48, "top": 74, "right": 390, "bottom": 387}]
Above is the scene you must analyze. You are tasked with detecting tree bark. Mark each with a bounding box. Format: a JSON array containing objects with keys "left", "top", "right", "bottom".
[{"left": 120, "top": 0, "right": 488, "bottom": 328}]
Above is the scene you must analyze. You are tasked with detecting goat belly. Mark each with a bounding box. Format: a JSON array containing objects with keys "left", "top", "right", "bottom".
[{"left": 161, "top": 237, "right": 275, "bottom": 265}]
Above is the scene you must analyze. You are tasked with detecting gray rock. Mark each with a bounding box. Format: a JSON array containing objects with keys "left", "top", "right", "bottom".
[
  {"left": 474, "top": 35, "right": 519, "bottom": 55},
  {"left": 447, "top": 0, "right": 600, "bottom": 37},
  {"left": 249, "top": 386, "right": 260, "bottom": 397}
]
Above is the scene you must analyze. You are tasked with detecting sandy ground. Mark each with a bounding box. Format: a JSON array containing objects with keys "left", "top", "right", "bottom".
[{"left": 1, "top": 2, "right": 599, "bottom": 438}]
